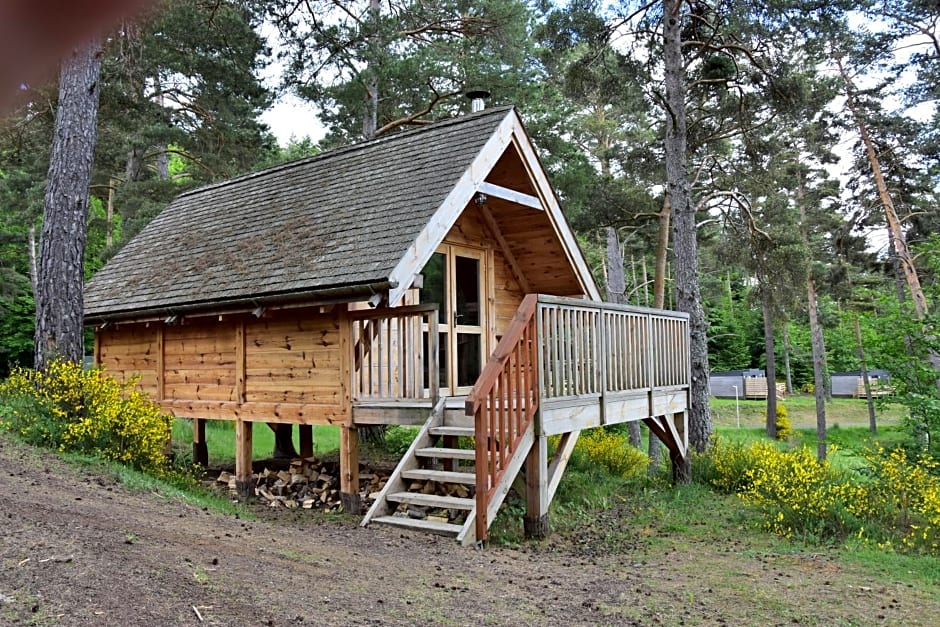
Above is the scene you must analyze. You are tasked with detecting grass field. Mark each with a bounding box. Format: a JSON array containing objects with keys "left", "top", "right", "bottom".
[{"left": 171, "top": 419, "right": 340, "bottom": 465}]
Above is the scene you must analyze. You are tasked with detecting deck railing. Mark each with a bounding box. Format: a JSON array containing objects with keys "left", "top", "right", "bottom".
[
  {"left": 537, "top": 295, "right": 690, "bottom": 399},
  {"left": 349, "top": 304, "right": 439, "bottom": 403},
  {"left": 465, "top": 294, "right": 540, "bottom": 542}
]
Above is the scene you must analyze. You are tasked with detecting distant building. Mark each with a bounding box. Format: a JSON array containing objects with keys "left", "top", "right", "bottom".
[
  {"left": 831, "top": 370, "right": 892, "bottom": 398},
  {"left": 710, "top": 369, "right": 767, "bottom": 399}
]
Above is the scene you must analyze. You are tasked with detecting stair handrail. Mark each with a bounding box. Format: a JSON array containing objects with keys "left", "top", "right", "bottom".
[{"left": 465, "top": 293, "right": 539, "bottom": 541}]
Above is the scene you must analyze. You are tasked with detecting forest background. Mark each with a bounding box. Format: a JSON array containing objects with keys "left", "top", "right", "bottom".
[{"left": 3, "top": 0, "right": 940, "bottom": 458}]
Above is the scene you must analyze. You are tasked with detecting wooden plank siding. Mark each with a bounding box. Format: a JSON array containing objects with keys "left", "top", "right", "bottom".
[
  {"left": 95, "top": 307, "right": 350, "bottom": 426},
  {"left": 97, "top": 324, "right": 160, "bottom": 397}
]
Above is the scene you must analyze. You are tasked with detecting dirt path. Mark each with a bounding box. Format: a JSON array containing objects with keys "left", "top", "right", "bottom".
[{"left": 1, "top": 436, "right": 938, "bottom": 626}]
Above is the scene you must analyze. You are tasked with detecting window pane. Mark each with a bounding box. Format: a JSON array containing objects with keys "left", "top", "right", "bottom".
[
  {"left": 419, "top": 252, "right": 446, "bottom": 324},
  {"left": 454, "top": 255, "right": 480, "bottom": 326},
  {"left": 423, "top": 331, "right": 448, "bottom": 390},
  {"left": 456, "top": 333, "right": 481, "bottom": 388}
]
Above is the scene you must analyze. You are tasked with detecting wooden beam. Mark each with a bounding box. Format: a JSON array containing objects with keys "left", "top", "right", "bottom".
[
  {"left": 524, "top": 434, "right": 549, "bottom": 538},
  {"left": 478, "top": 181, "right": 542, "bottom": 211},
  {"left": 235, "top": 319, "right": 246, "bottom": 403},
  {"left": 155, "top": 325, "right": 165, "bottom": 402},
  {"left": 93, "top": 330, "right": 102, "bottom": 367},
  {"left": 507, "top": 120, "right": 602, "bottom": 301},
  {"left": 477, "top": 202, "right": 532, "bottom": 294},
  {"left": 298, "top": 424, "right": 313, "bottom": 459},
  {"left": 340, "top": 425, "right": 361, "bottom": 514},
  {"left": 235, "top": 418, "right": 253, "bottom": 498},
  {"left": 161, "top": 400, "right": 348, "bottom": 425},
  {"left": 545, "top": 430, "right": 579, "bottom": 506},
  {"left": 192, "top": 418, "right": 208, "bottom": 467}
]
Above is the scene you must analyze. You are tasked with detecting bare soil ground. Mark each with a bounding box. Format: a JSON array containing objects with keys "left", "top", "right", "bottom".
[{"left": 1, "top": 435, "right": 938, "bottom": 626}]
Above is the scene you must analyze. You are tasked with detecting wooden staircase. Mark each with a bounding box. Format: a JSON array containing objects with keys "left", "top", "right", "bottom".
[
  {"left": 361, "top": 296, "right": 542, "bottom": 545},
  {"left": 361, "top": 396, "right": 532, "bottom": 545}
]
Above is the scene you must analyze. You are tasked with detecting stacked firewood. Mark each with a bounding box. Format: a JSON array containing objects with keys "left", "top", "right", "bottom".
[
  {"left": 214, "top": 461, "right": 472, "bottom": 523},
  {"left": 214, "top": 458, "right": 387, "bottom": 512}
]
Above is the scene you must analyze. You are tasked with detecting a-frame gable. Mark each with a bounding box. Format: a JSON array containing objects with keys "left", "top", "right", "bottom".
[{"left": 387, "top": 109, "right": 600, "bottom": 306}]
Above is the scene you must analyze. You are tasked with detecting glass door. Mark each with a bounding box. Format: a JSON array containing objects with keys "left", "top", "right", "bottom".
[{"left": 419, "top": 245, "right": 486, "bottom": 395}]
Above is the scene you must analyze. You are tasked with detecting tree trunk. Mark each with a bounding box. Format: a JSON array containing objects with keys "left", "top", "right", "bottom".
[
  {"left": 838, "top": 57, "right": 940, "bottom": 392},
  {"left": 28, "top": 225, "right": 38, "bottom": 298},
  {"left": 34, "top": 38, "right": 103, "bottom": 369},
  {"left": 807, "top": 275, "right": 828, "bottom": 461},
  {"left": 663, "top": 0, "right": 710, "bottom": 467},
  {"left": 606, "top": 227, "right": 643, "bottom": 448},
  {"left": 648, "top": 194, "right": 672, "bottom": 472},
  {"left": 797, "top": 179, "right": 828, "bottom": 461},
  {"left": 782, "top": 324, "right": 793, "bottom": 395},
  {"left": 106, "top": 178, "right": 115, "bottom": 249},
  {"left": 362, "top": 0, "right": 381, "bottom": 140},
  {"left": 269, "top": 423, "right": 298, "bottom": 459},
  {"left": 855, "top": 315, "right": 877, "bottom": 434},
  {"left": 761, "top": 291, "right": 777, "bottom": 439}
]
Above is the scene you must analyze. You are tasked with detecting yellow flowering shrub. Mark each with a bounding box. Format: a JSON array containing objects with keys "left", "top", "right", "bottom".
[
  {"left": 0, "top": 360, "right": 170, "bottom": 473},
  {"left": 862, "top": 446, "right": 940, "bottom": 554},
  {"left": 775, "top": 404, "right": 792, "bottom": 441},
  {"left": 696, "top": 436, "right": 940, "bottom": 555},
  {"left": 573, "top": 428, "right": 649, "bottom": 478},
  {"left": 739, "top": 443, "right": 870, "bottom": 539}
]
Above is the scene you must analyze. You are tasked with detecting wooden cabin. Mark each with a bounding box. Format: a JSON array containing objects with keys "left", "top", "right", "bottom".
[{"left": 84, "top": 106, "right": 691, "bottom": 544}]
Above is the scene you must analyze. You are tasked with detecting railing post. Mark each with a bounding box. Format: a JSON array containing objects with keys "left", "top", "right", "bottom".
[
  {"left": 646, "top": 312, "right": 655, "bottom": 419},
  {"left": 598, "top": 306, "right": 608, "bottom": 424},
  {"left": 428, "top": 309, "right": 439, "bottom": 404}
]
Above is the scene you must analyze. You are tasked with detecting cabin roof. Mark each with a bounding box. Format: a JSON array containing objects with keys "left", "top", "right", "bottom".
[{"left": 84, "top": 106, "right": 599, "bottom": 321}]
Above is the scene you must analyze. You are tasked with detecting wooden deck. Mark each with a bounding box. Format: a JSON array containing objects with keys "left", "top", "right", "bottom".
[{"left": 356, "top": 294, "right": 691, "bottom": 543}]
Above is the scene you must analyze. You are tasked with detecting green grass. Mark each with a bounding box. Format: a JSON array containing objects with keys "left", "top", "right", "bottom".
[
  {"left": 171, "top": 419, "right": 340, "bottom": 465},
  {"left": 710, "top": 394, "right": 906, "bottom": 429}
]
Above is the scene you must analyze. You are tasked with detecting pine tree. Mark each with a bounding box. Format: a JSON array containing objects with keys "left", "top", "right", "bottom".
[{"left": 34, "top": 38, "right": 103, "bottom": 368}]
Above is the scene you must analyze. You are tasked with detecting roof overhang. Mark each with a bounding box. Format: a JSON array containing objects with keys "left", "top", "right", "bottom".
[{"left": 83, "top": 279, "right": 397, "bottom": 325}]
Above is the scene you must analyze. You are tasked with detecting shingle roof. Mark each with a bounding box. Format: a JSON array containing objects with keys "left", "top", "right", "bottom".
[{"left": 84, "top": 106, "right": 515, "bottom": 319}]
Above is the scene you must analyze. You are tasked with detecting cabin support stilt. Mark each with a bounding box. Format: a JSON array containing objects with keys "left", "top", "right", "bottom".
[
  {"left": 524, "top": 434, "right": 549, "bottom": 538},
  {"left": 340, "top": 425, "right": 361, "bottom": 514},
  {"left": 235, "top": 418, "right": 253, "bottom": 498},
  {"left": 192, "top": 418, "right": 208, "bottom": 467},
  {"left": 299, "top": 425, "right": 314, "bottom": 459}
]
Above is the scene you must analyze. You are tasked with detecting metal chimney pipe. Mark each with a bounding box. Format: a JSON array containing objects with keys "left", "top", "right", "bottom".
[{"left": 466, "top": 89, "right": 491, "bottom": 112}]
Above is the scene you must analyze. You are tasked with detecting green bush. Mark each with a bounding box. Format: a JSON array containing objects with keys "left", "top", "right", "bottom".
[
  {"left": 693, "top": 435, "right": 756, "bottom": 494},
  {"left": 384, "top": 425, "right": 420, "bottom": 456},
  {"left": 0, "top": 360, "right": 171, "bottom": 473}
]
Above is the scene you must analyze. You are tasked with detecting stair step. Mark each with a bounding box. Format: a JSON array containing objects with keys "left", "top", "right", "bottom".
[
  {"left": 401, "top": 468, "right": 476, "bottom": 485},
  {"left": 388, "top": 492, "right": 475, "bottom": 510},
  {"left": 429, "top": 426, "right": 475, "bottom": 438},
  {"left": 415, "top": 446, "right": 476, "bottom": 461},
  {"left": 371, "top": 515, "right": 463, "bottom": 537}
]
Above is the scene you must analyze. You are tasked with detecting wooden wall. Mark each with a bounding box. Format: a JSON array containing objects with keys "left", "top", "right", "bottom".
[
  {"left": 96, "top": 307, "right": 349, "bottom": 424},
  {"left": 97, "top": 323, "right": 160, "bottom": 397}
]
